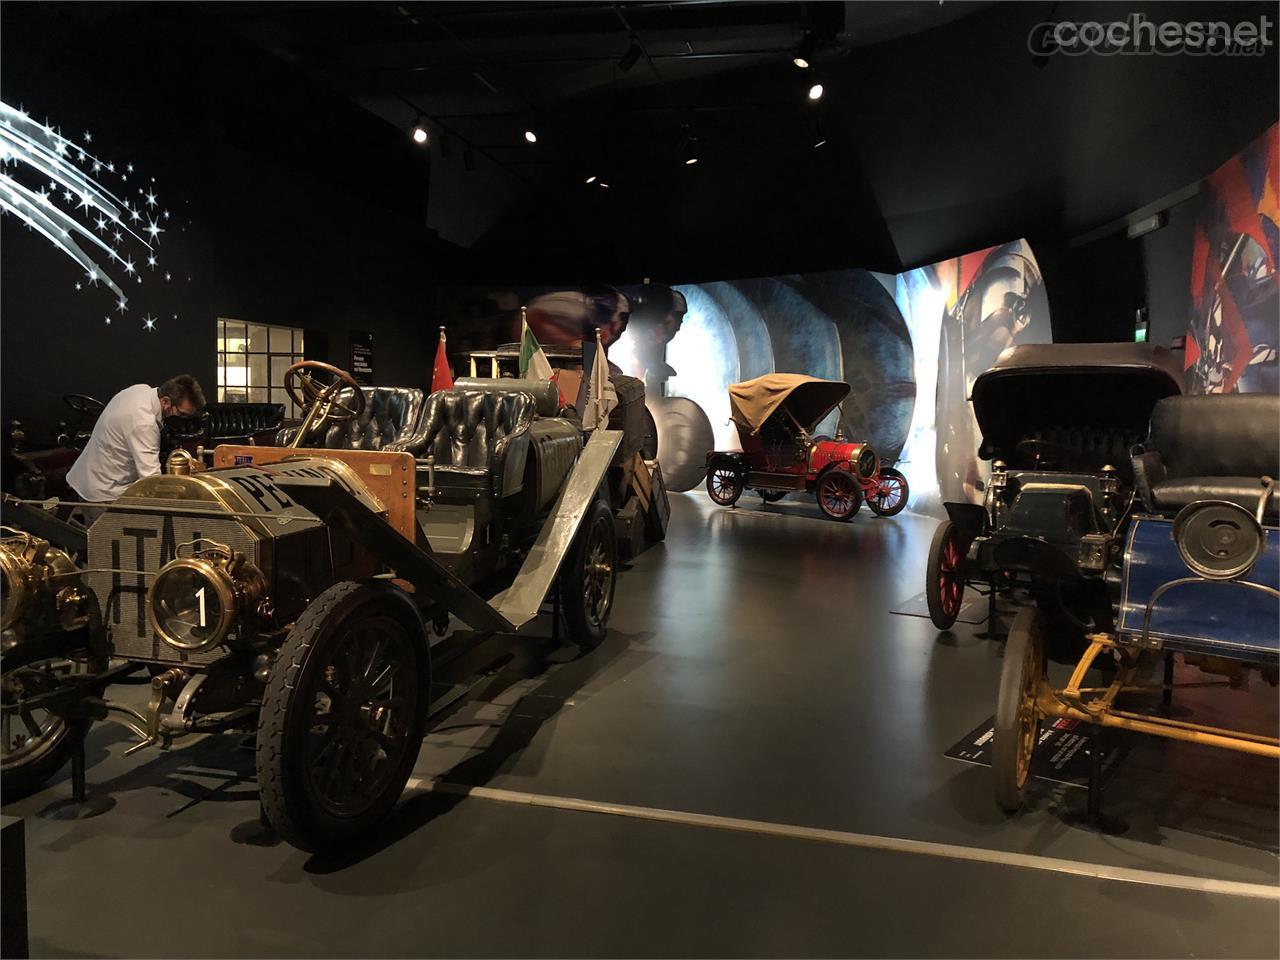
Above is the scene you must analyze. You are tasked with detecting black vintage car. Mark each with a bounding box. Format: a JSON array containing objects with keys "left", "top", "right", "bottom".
[
  {"left": 925, "top": 343, "right": 1184, "bottom": 635},
  {"left": 1, "top": 362, "right": 622, "bottom": 851}
]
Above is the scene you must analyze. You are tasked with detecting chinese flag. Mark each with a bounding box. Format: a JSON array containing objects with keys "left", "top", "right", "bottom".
[{"left": 431, "top": 328, "right": 453, "bottom": 392}]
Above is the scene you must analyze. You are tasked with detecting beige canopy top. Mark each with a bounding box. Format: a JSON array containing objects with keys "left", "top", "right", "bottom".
[{"left": 728, "top": 373, "right": 851, "bottom": 436}]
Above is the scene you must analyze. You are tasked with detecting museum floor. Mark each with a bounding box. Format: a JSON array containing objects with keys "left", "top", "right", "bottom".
[{"left": 4, "top": 493, "right": 1278, "bottom": 958}]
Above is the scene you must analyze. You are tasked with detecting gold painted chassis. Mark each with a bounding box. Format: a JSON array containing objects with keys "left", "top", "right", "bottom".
[{"left": 1022, "top": 632, "right": 1280, "bottom": 766}]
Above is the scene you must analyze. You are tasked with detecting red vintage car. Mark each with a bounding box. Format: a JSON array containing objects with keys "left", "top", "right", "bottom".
[{"left": 704, "top": 374, "right": 908, "bottom": 520}]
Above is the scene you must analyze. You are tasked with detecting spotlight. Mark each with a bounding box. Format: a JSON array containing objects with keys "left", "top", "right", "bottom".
[
  {"left": 411, "top": 118, "right": 429, "bottom": 145},
  {"left": 524, "top": 130, "right": 537, "bottom": 143},
  {"left": 585, "top": 175, "right": 597, "bottom": 184},
  {"left": 814, "top": 137, "right": 827, "bottom": 149},
  {"left": 684, "top": 139, "right": 699, "bottom": 165},
  {"left": 619, "top": 37, "right": 642, "bottom": 73},
  {"left": 598, "top": 182, "right": 610, "bottom": 189},
  {"left": 793, "top": 32, "right": 815, "bottom": 70},
  {"left": 808, "top": 82, "right": 824, "bottom": 101}
]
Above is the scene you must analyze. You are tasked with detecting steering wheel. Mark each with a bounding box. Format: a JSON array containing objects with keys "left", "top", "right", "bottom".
[
  {"left": 63, "top": 394, "right": 105, "bottom": 418},
  {"left": 283, "top": 361, "right": 366, "bottom": 423},
  {"left": 1015, "top": 438, "right": 1075, "bottom": 467}
]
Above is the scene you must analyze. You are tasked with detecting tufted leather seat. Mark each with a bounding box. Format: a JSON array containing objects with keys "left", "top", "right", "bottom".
[
  {"left": 275, "top": 387, "right": 426, "bottom": 451},
  {"left": 202, "top": 403, "right": 285, "bottom": 442},
  {"left": 1133, "top": 394, "right": 1280, "bottom": 518},
  {"left": 401, "top": 387, "right": 537, "bottom": 478}
]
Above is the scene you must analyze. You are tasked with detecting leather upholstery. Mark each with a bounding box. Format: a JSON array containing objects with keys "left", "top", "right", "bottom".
[
  {"left": 201, "top": 403, "right": 285, "bottom": 440},
  {"left": 403, "top": 388, "right": 537, "bottom": 481},
  {"left": 1134, "top": 394, "right": 1280, "bottom": 517},
  {"left": 276, "top": 387, "right": 425, "bottom": 451}
]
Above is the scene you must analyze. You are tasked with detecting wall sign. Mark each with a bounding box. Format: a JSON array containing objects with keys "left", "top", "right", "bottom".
[{"left": 349, "top": 330, "right": 373, "bottom": 386}]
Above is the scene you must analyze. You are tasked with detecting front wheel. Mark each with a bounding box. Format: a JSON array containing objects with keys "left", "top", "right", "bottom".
[
  {"left": 816, "top": 468, "right": 861, "bottom": 521},
  {"left": 257, "top": 581, "right": 429, "bottom": 852},
  {"left": 1, "top": 655, "right": 79, "bottom": 800},
  {"left": 926, "top": 520, "right": 966, "bottom": 629},
  {"left": 866, "top": 466, "right": 909, "bottom": 517},
  {"left": 993, "top": 606, "right": 1045, "bottom": 813},
  {"left": 560, "top": 500, "right": 617, "bottom": 649},
  {"left": 706, "top": 459, "right": 744, "bottom": 507}
]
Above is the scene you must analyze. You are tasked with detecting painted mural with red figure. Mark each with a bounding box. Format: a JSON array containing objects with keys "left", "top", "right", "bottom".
[{"left": 1187, "top": 123, "right": 1279, "bottom": 395}]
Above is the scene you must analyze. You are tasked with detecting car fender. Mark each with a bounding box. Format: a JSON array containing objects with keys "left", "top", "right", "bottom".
[{"left": 943, "top": 501, "right": 988, "bottom": 546}]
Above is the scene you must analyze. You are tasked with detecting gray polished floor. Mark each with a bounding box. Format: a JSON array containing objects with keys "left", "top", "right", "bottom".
[{"left": 4, "top": 492, "right": 1278, "bottom": 958}]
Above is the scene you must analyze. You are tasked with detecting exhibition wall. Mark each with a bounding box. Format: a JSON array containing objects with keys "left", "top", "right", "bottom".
[
  {"left": 428, "top": 238, "right": 1050, "bottom": 516},
  {"left": 0, "top": 4, "right": 465, "bottom": 441}
]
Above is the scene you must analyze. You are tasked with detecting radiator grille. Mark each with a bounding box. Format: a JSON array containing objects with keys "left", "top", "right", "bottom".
[{"left": 87, "top": 506, "right": 259, "bottom": 665}]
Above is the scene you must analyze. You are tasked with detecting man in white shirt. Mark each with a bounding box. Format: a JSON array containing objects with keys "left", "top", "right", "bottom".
[{"left": 66, "top": 375, "right": 206, "bottom": 502}]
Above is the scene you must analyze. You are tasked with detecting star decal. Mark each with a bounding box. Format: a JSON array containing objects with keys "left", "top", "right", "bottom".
[
  {"left": 123, "top": 256, "right": 136, "bottom": 275},
  {"left": 83, "top": 130, "right": 92, "bottom": 143},
  {"left": 142, "top": 313, "right": 156, "bottom": 331},
  {"left": 145, "top": 218, "right": 163, "bottom": 240},
  {"left": 147, "top": 254, "right": 157, "bottom": 268},
  {"left": 116, "top": 297, "right": 128, "bottom": 313},
  {"left": 144, "top": 190, "right": 157, "bottom": 207}
]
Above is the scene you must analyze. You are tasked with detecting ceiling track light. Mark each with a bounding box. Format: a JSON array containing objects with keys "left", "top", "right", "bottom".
[
  {"left": 807, "top": 80, "right": 824, "bottom": 101},
  {"left": 524, "top": 129, "right": 538, "bottom": 144},
  {"left": 585, "top": 175, "right": 597, "bottom": 184},
  {"left": 793, "top": 31, "right": 815, "bottom": 70},
  {"left": 619, "top": 35, "right": 643, "bottom": 73},
  {"left": 410, "top": 116, "right": 429, "bottom": 145},
  {"left": 684, "top": 139, "right": 699, "bottom": 166}
]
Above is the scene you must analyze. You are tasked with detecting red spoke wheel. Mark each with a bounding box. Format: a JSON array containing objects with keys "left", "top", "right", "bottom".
[
  {"left": 816, "top": 468, "right": 862, "bottom": 521},
  {"left": 993, "top": 606, "right": 1045, "bottom": 813},
  {"left": 925, "top": 520, "right": 966, "bottom": 629},
  {"left": 705, "top": 459, "right": 744, "bottom": 507},
  {"left": 866, "top": 466, "right": 909, "bottom": 518}
]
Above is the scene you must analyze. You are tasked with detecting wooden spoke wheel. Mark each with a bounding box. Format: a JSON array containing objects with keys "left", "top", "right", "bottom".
[
  {"left": 1, "top": 655, "right": 81, "bottom": 799},
  {"left": 706, "top": 460, "right": 744, "bottom": 507},
  {"left": 816, "top": 468, "right": 861, "bottom": 521},
  {"left": 560, "top": 500, "right": 617, "bottom": 649},
  {"left": 866, "top": 466, "right": 909, "bottom": 518},
  {"left": 758, "top": 489, "right": 787, "bottom": 503},
  {"left": 926, "top": 520, "right": 966, "bottom": 629},
  {"left": 257, "top": 582, "right": 428, "bottom": 852},
  {"left": 993, "top": 606, "right": 1045, "bottom": 813}
]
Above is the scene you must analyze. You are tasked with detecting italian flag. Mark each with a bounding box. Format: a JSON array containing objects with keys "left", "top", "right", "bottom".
[{"left": 519, "top": 316, "right": 554, "bottom": 382}]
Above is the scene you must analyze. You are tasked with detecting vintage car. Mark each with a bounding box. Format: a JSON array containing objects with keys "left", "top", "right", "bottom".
[
  {"left": 5, "top": 394, "right": 104, "bottom": 501},
  {"left": 994, "top": 393, "right": 1279, "bottom": 811},
  {"left": 704, "top": 374, "right": 908, "bottom": 520},
  {"left": 925, "top": 344, "right": 1183, "bottom": 632},
  {"left": 0, "top": 361, "right": 622, "bottom": 851}
]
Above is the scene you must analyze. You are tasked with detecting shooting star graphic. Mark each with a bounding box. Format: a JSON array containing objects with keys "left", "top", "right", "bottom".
[{"left": 0, "top": 99, "right": 172, "bottom": 324}]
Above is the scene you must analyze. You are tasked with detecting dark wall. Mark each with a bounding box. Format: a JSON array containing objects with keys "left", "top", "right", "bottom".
[{"left": 1, "top": 3, "right": 469, "bottom": 440}]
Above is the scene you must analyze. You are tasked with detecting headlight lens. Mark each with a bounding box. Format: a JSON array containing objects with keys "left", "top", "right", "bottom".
[
  {"left": 147, "top": 558, "right": 235, "bottom": 652},
  {"left": 0, "top": 541, "right": 33, "bottom": 632},
  {"left": 857, "top": 446, "right": 879, "bottom": 480}
]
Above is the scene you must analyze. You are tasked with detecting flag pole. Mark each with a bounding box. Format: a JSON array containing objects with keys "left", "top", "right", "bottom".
[{"left": 593, "top": 325, "right": 603, "bottom": 429}]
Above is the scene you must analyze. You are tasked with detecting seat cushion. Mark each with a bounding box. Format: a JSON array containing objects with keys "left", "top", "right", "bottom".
[
  {"left": 403, "top": 387, "right": 537, "bottom": 470},
  {"left": 1148, "top": 395, "right": 1280, "bottom": 479},
  {"left": 202, "top": 402, "right": 285, "bottom": 440},
  {"left": 1152, "top": 477, "right": 1278, "bottom": 518}
]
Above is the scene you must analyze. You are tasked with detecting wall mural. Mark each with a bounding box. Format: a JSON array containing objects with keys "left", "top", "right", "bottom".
[
  {"left": 0, "top": 99, "right": 182, "bottom": 333},
  {"left": 895, "top": 240, "right": 1051, "bottom": 513},
  {"left": 433, "top": 244, "right": 1048, "bottom": 512},
  {"left": 1186, "top": 122, "right": 1278, "bottom": 395}
]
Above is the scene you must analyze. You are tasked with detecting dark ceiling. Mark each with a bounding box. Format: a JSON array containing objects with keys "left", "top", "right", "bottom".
[{"left": 5, "top": 1, "right": 1277, "bottom": 285}]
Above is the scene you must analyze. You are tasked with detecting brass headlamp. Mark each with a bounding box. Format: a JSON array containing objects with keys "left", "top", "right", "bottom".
[
  {"left": 1, "top": 529, "right": 81, "bottom": 632},
  {"left": 146, "top": 541, "right": 265, "bottom": 652}
]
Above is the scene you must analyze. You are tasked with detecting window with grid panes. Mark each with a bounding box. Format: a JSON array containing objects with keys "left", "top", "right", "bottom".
[{"left": 216, "top": 319, "right": 306, "bottom": 417}]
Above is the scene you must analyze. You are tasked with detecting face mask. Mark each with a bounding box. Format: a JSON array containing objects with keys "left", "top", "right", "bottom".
[{"left": 164, "top": 413, "right": 200, "bottom": 434}]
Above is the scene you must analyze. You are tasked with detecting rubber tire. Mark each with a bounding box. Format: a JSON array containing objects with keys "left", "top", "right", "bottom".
[
  {"left": 815, "top": 468, "right": 862, "bottom": 521},
  {"left": 705, "top": 458, "right": 744, "bottom": 507},
  {"left": 993, "top": 606, "right": 1044, "bottom": 814},
  {"left": 759, "top": 490, "right": 787, "bottom": 503},
  {"left": 866, "top": 466, "right": 910, "bottom": 518},
  {"left": 925, "top": 520, "right": 965, "bottom": 630},
  {"left": 560, "top": 500, "right": 617, "bottom": 650},
  {"left": 257, "top": 581, "right": 429, "bottom": 853},
  {"left": 0, "top": 662, "right": 75, "bottom": 801}
]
